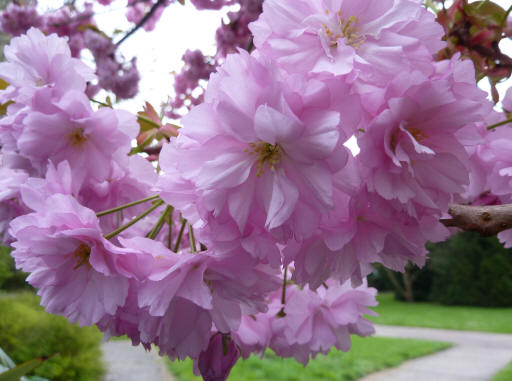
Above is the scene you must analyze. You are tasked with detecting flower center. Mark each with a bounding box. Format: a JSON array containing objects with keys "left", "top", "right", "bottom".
[
  {"left": 390, "top": 126, "right": 428, "bottom": 153},
  {"left": 247, "top": 141, "right": 282, "bottom": 176},
  {"left": 406, "top": 127, "right": 427, "bottom": 142},
  {"left": 323, "top": 10, "right": 365, "bottom": 49},
  {"left": 69, "top": 127, "right": 87, "bottom": 146},
  {"left": 73, "top": 243, "right": 91, "bottom": 270}
]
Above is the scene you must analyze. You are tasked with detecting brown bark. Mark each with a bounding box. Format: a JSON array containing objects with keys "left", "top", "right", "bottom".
[{"left": 441, "top": 204, "right": 512, "bottom": 236}]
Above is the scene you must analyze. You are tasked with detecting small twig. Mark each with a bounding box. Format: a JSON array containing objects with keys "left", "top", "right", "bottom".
[{"left": 116, "top": 0, "right": 168, "bottom": 47}]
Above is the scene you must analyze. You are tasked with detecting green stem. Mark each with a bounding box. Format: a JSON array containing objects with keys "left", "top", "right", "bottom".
[
  {"left": 487, "top": 118, "right": 512, "bottom": 130},
  {"left": 188, "top": 224, "right": 197, "bottom": 253},
  {"left": 105, "top": 200, "right": 164, "bottom": 240},
  {"left": 146, "top": 205, "right": 172, "bottom": 240},
  {"left": 89, "top": 98, "right": 111, "bottom": 108},
  {"left": 96, "top": 195, "right": 160, "bottom": 217},
  {"left": 173, "top": 219, "right": 187, "bottom": 252}
]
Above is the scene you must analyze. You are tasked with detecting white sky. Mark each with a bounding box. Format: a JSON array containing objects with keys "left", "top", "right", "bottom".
[{"left": 37, "top": 0, "right": 512, "bottom": 114}]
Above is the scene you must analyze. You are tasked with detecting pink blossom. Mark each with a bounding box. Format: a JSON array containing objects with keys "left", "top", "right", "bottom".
[
  {"left": 138, "top": 248, "right": 213, "bottom": 316},
  {"left": 0, "top": 4, "right": 43, "bottom": 37},
  {"left": 80, "top": 155, "right": 158, "bottom": 232},
  {"left": 163, "top": 51, "right": 349, "bottom": 251},
  {"left": 97, "top": 280, "right": 149, "bottom": 346},
  {"left": 205, "top": 249, "right": 281, "bottom": 332},
  {"left": 216, "top": 0, "right": 263, "bottom": 56},
  {"left": 287, "top": 188, "right": 449, "bottom": 288},
  {"left": 0, "top": 166, "right": 29, "bottom": 244},
  {"left": 232, "top": 313, "right": 272, "bottom": 358},
  {"left": 357, "top": 62, "right": 489, "bottom": 213},
  {"left": 139, "top": 297, "right": 212, "bottom": 360},
  {"left": 9, "top": 194, "right": 130, "bottom": 326},
  {"left": 250, "top": 0, "right": 444, "bottom": 82},
  {"left": 96, "top": 57, "right": 140, "bottom": 100},
  {"left": 0, "top": 167, "right": 29, "bottom": 203},
  {"left": 44, "top": 4, "right": 94, "bottom": 57},
  {"left": 503, "top": 86, "right": 512, "bottom": 112},
  {"left": 0, "top": 28, "right": 95, "bottom": 104},
  {"left": 167, "top": 50, "right": 217, "bottom": 118},
  {"left": 191, "top": 0, "right": 234, "bottom": 10},
  {"left": 198, "top": 333, "right": 241, "bottom": 381},
  {"left": 17, "top": 90, "right": 138, "bottom": 182},
  {"left": 268, "top": 279, "right": 377, "bottom": 364}
]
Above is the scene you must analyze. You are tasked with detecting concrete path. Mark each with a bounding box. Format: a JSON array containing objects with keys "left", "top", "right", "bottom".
[
  {"left": 360, "top": 325, "right": 512, "bottom": 381},
  {"left": 102, "top": 340, "right": 174, "bottom": 381}
]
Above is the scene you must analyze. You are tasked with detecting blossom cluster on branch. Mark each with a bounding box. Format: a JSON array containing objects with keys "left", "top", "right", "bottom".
[
  {"left": 0, "top": 1, "right": 153, "bottom": 99},
  {"left": 1, "top": 1, "right": 512, "bottom": 381}
]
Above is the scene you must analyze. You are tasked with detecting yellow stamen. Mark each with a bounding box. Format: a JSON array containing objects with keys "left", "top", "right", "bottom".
[
  {"left": 407, "top": 127, "right": 427, "bottom": 142},
  {"left": 325, "top": 11, "right": 365, "bottom": 49},
  {"left": 69, "top": 127, "right": 87, "bottom": 146},
  {"left": 247, "top": 141, "right": 283, "bottom": 176},
  {"left": 73, "top": 243, "right": 91, "bottom": 270}
]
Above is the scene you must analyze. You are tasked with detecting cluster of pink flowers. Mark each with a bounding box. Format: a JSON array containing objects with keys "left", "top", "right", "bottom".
[
  {"left": 168, "top": 0, "right": 263, "bottom": 118},
  {"left": 0, "top": 2, "right": 140, "bottom": 100},
  {"left": 2, "top": 0, "right": 511, "bottom": 380}
]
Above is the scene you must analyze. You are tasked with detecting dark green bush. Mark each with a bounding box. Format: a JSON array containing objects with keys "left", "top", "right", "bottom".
[
  {"left": 428, "top": 232, "right": 512, "bottom": 307},
  {"left": 368, "top": 263, "right": 433, "bottom": 302},
  {"left": 0, "top": 292, "right": 105, "bottom": 381},
  {"left": 378, "top": 232, "right": 512, "bottom": 306},
  {"left": 0, "top": 246, "right": 10, "bottom": 289},
  {"left": 0, "top": 245, "right": 31, "bottom": 291}
]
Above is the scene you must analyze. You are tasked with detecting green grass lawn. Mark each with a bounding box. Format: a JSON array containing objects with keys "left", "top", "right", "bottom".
[
  {"left": 166, "top": 336, "right": 451, "bottom": 381},
  {"left": 368, "top": 293, "right": 512, "bottom": 334},
  {"left": 492, "top": 362, "right": 512, "bottom": 381}
]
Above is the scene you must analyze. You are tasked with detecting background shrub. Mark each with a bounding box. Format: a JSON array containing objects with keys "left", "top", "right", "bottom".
[
  {"left": 0, "top": 292, "right": 105, "bottom": 381},
  {"left": 374, "top": 232, "right": 512, "bottom": 307},
  {"left": 428, "top": 232, "right": 512, "bottom": 307},
  {"left": 0, "top": 245, "right": 31, "bottom": 291}
]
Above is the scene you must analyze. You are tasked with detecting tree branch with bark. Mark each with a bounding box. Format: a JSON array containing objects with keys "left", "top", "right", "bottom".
[{"left": 441, "top": 204, "right": 512, "bottom": 236}]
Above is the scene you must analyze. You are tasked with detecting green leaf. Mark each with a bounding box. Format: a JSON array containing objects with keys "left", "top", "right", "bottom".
[
  {"left": 466, "top": 1, "right": 506, "bottom": 25},
  {"left": 0, "top": 358, "right": 46, "bottom": 381}
]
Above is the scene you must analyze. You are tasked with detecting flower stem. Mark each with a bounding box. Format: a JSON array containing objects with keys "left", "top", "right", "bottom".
[
  {"left": 96, "top": 195, "right": 160, "bottom": 217},
  {"left": 89, "top": 98, "right": 111, "bottom": 108},
  {"left": 487, "top": 118, "right": 512, "bottom": 130},
  {"left": 173, "top": 218, "right": 187, "bottom": 252},
  {"left": 146, "top": 205, "right": 173, "bottom": 240},
  {"left": 188, "top": 224, "right": 197, "bottom": 253},
  {"left": 105, "top": 200, "right": 164, "bottom": 240},
  {"left": 277, "top": 266, "right": 288, "bottom": 318},
  {"left": 167, "top": 220, "right": 173, "bottom": 249},
  {"left": 281, "top": 266, "right": 288, "bottom": 305}
]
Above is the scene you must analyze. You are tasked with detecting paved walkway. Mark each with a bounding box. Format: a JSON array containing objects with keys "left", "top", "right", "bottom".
[
  {"left": 102, "top": 341, "right": 174, "bottom": 381},
  {"left": 360, "top": 325, "right": 512, "bottom": 381}
]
